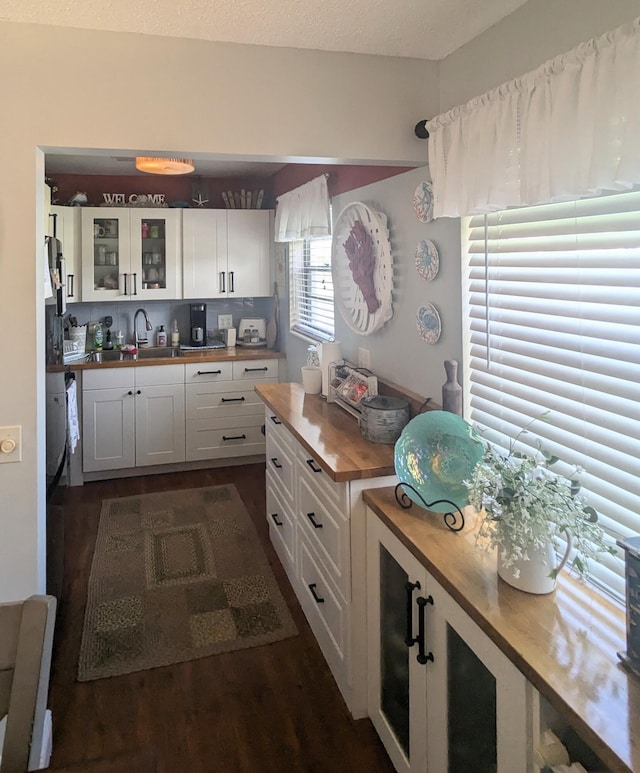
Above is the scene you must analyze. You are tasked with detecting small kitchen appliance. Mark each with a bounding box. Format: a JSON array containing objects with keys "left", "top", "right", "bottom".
[{"left": 190, "top": 303, "right": 206, "bottom": 347}]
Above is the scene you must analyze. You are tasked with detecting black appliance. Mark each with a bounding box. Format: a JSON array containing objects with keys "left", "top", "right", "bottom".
[{"left": 190, "top": 303, "right": 206, "bottom": 346}]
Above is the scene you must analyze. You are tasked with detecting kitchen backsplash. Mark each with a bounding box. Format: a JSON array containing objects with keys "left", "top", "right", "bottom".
[{"left": 62, "top": 296, "right": 274, "bottom": 348}]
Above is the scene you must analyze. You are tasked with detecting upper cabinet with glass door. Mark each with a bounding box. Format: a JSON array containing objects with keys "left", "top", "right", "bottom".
[{"left": 81, "top": 208, "right": 181, "bottom": 302}]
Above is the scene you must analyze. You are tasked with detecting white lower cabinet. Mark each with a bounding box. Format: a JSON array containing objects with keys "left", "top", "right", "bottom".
[
  {"left": 82, "top": 365, "right": 185, "bottom": 472},
  {"left": 366, "top": 512, "right": 533, "bottom": 773},
  {"left": 185, "top": 359, "right": 277, "bottom": 461},
  {"left": 263, "top": 407, "right": 395, "bottom": 718}
]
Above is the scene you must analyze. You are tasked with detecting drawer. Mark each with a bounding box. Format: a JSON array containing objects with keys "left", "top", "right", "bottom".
[
  {"left": 298, "top": 474, "right": 350, "bottom": 600},
  {"left": 297, "top": 446, "right": 347, "bottom": 512},
  {"left": 186, "top": 381, "right": 266, "bottom": 421},
  {"left": 264, "top": 408, "right": 295, "bottom": 451},
  {"left": 298, "top": 535, "right": 349, "bottom": 684},
  {"left": 185, "top": 416, "right": 265, "bottom": 461},
  {"left": 233, "top": 359, "right": 278, "bottom": 381},
  {"left": 135, "top": 363, "right": 184, "bottom": 387},
  {"left": 82, "top": 367, "right": 134, "bottom": 391},
  {"left": 185, "top": 361, "right": 233, "bottom": 383},
  {"left": 265, "top": 429, "right": 295, "bottom": 504},
  {"left": 266, "top": 475, "right": 296, "bottom": 583}
]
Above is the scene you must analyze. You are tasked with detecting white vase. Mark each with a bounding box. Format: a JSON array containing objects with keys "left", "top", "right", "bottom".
[{"left": 497, "top": 533, "right": 573, "bottom": 594}]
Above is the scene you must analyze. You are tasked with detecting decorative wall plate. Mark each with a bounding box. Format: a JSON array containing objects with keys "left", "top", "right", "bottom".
[
  {"left": 332, "top": 201, "right": 393, "bottom": 336},
  {"left": 416, "top": 303, "right": 441, "bottom": 344},
  {"left": 415, "top": 239, "right": 439, "bottom": 281},
  {"left": 413, "top": 181, "right": 434, "bottom": 223}
]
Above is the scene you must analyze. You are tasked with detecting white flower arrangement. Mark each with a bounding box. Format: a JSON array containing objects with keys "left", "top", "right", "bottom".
[{"left": 464, "top": 418, "right": 616, "bottom": 582}]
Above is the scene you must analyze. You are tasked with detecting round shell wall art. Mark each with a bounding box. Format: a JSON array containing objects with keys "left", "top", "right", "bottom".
[
  {"left": 416, "top": 303, "right": 442, "bottom": 344},
  {"left": 415, "top": 239, "right": 439, "bottom": 281},
  {"left": 413, "top": 181, "right": 434, "bottom": 223}
]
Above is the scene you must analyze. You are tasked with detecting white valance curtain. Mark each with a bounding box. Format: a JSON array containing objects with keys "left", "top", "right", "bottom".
[
  {"left": 427, "top": 16, "right": 640, "bottom": 218},
  {"left": 274, "top": 174, "right": 331, "bottom": 242}
]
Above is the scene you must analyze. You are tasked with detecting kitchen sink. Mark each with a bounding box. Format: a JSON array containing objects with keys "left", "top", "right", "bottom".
[{"left": 88, "top": 347, "right": 182, "bottom": 363}]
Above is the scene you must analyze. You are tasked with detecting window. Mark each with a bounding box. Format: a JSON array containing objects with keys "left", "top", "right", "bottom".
[
  {"left": 289, "top": 236, "right": 335, "bottom": 342},
  {"left": 462, "top": 190, "right": 640, "bottom": 602}
]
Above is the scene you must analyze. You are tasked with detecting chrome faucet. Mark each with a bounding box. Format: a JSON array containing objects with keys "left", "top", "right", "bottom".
[{"left": 134, "top": 308, "right": 152, "bottom": 347}]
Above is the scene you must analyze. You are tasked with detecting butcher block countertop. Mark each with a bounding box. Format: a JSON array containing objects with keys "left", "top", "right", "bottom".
[
  {"left": 363, "top": 486, "right": 639, "bottom": 773},
  {"left": 69, "top": 347, "right": 285, "bottom": 371},
  {"left": 255, "top": 382, "right": 395, "bottom": 483}
]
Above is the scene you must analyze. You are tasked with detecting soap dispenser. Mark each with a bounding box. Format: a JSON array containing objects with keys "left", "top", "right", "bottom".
[
  {"left": 171, "top": 319, "right": 180, "bottom": 347},
  {"left": 157, "top": 325, "right": 167, "bottom": 347}
]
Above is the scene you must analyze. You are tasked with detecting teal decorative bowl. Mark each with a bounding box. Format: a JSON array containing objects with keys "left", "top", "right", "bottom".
[{"left": 394, "top": 411, "right": 483, "bottom": 513}]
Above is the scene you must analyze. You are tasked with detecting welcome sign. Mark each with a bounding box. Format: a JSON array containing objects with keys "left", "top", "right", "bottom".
[{"left": 102, "top": 193, "right": 166, "bottom": 205}]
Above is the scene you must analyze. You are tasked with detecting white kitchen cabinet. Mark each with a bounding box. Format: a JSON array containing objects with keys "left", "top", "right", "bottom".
[
  {"left": 185, "top": 359, "right": 277, "bottom": 461},
  {"left": 366, "top": 512, "right": 532, "bottom": 773},
  {"left": 262, "top": 406, "right": 395, "bottom": 718},
  {"left": 50, "top": 205, "right": 82, "bottom": 302},
  {"left": 81, "top": 207, "right": 181, "bottom": 301},
  {"left": 182, "top": 209, "right": 272, "bottom": 299},
  {"left": 82, "top": 364, "right": 185, "bottom": 472}
]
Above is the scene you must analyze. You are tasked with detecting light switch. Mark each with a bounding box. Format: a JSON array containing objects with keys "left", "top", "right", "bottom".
[
  {"left": 0, "top": 425, "right": 22, "bottom": 463},
  {"left": 218, "top": 314, "right": 233, "bottom": 329}
]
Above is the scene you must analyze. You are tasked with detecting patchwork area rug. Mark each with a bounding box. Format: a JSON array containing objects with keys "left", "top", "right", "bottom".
[{"left": 78, "top": 485, "right": 297, "bottom": 681}]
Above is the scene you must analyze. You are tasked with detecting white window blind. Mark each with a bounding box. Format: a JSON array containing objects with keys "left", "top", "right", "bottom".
[
  {"left": 462, "top": 190, "right": 640, "bottom": 602},
  {"left": 289, "top": 237, "right": 335, "bottom": 342}
]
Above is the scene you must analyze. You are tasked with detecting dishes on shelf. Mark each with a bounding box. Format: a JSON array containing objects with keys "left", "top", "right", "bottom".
[
  {"left": 394, "top": 411, "right": 483, "bottom": 512},
  {"left": 415, "top": 239, "right": 439, "bottom": 281},
  {"left": 416, "top": 303, "right": 441, "bottom": 344},
  {"left": 413, "top": 181, "right": 434, "bottom": 223}
]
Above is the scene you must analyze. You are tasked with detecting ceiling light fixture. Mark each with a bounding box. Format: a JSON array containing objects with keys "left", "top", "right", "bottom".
[{"left": 135, "top": 157, "right": 195, "bottom": 175}]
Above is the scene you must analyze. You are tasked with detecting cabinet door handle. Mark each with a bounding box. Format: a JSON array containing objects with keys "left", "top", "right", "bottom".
[
  {"left": 222, "top": 434, "right": 246, "bottom": 441},
  {"left": 270, "top": 513, "right": 283, "bottom": 527},
  {"left": 306, "top": 458, "right": 322, "bottom": 473},
  {"left": 405, "top": 580, "right": 421, "bottom": 647},
  {"left": 196, "top": 369, "right": 222, "bottom": 376},
  {"left": 132, "top": 273, "right": 138, "bottom": 295},
  {"left": 221, "top": 396, "right": 245, "bottom": 403},
  {"left": 308, "top": 583, "right": 325, "bottom": 604},
  {"left": 219, "top": 271, "right": 226, "bottom": 293},
  {"left": 136, "top": 390, "right": 142, "bottom": 395},
  {"left": 127, "top": 391, "right": 134, "bottom": 396},
  {"left": 416, "top": 595, "right": 435, "bottom": 665},
  {"left": 229, "top": 271, "right": 235, "bottom": 293},
  {"left": 270, "top": 415, "right": 282, "bottom": 425},
  {"left": 306, "top": 512, "right": 323, "bottom": 529},
  {"left": 67, "top": 274, "right": 75, "bottom": 298},
  {"left": 123, "top": 273, "right": 128, "bottom": 296},
  {"left": 244, "top": 367, "right": 268, "bottom": 373},
  {"left": 270, "top": 457, "right": 282, "bottom": 469}
]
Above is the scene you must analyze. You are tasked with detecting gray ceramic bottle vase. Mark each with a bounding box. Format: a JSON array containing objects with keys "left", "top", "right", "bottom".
[{"left": 442, "top": 359, "right": 463, "bottom": 416}]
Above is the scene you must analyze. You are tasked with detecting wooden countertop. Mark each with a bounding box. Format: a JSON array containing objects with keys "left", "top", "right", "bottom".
[
  {"left": 363, "top": 487, "right": 639, "bottom": 773},
  {"left": 255, "top": 382, "right": 396, "bottom": 483},
  {"left": 68, "top": 347, "right": 285, "bottom": 371}
]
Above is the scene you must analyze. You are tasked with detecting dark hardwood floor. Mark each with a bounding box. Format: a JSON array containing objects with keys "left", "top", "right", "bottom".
[{"left": 47, "top": 464, "right": 394, "bottom": 773}]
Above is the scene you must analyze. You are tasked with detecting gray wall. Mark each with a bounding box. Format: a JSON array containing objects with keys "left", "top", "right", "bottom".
[{"left": 282, "top": 167, "right": 462, "bottom": 404}]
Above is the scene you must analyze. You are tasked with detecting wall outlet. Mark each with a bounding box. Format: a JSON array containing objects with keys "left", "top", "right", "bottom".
[
  {"left": 218, "top": 314, "right": 233, "bottom": 329},
  {"left": 358, "top": 347, "right": 371, "bottom": 370}
]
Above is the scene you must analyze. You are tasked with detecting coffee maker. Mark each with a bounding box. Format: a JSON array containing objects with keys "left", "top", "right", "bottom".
[{"left": 190, "top": 303, "right": 206, "bottom": 347}]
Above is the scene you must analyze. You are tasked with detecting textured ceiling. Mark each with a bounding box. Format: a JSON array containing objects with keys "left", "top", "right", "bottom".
[{"left": 0, "top": 0, "right": 529, "bottom": 60}]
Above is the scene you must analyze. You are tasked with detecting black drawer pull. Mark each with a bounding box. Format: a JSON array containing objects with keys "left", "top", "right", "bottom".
[
  {"left": 416, "top": 595, "right": 435, "bottom": 666},
  {"left": 197, "top": 369, "right": 222, "bottom": 376},
  {"left": 306, "top": 459, "right": 322, "bottom": 473},
  {"left": 221, "top": 396, "right": 245, "bottom": 403},
  {"left": 306, "top": 512, "right": 323, "bottom": 529},
  {"left": 270, "top": 415, "right": 282, "bottom": 425},
  {"left": 270, "top": 457, "right": 282, "bottom": 469},
  {"left": 270, "top": 513, "right": 283, "bottom": 527},
  {"left": 222, "top": 434, "right": 246, "bottom": 441},
  {"left": 244, "top": 366, "right": 269, "bottom": 373},
  {"left": 309, "top": 583, "right": 325, "bottom": 604}
]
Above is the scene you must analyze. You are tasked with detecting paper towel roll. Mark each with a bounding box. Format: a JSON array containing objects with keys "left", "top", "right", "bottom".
[{"left": 320, "top": 341, "right": 342, "bottom": 397}]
